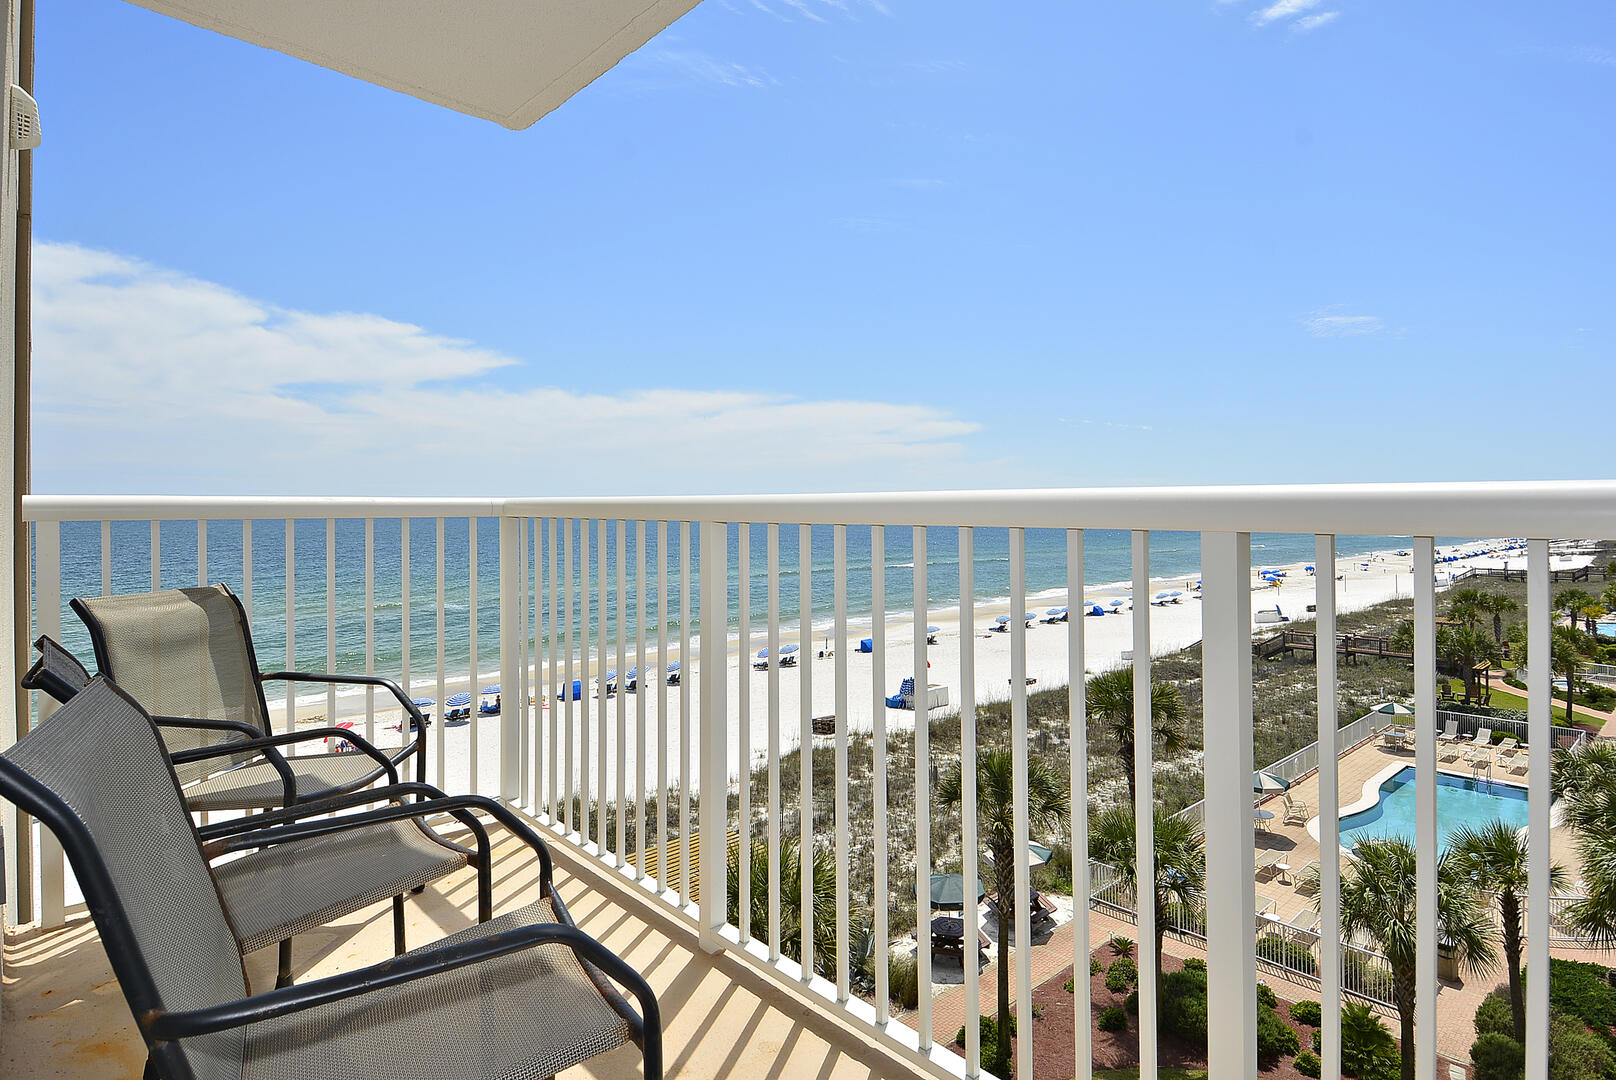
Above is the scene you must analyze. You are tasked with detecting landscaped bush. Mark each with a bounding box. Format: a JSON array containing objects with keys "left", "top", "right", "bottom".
[
  {"left": 1340, "top": 1002, "right": 1399, "bottom": 1080},
  {"left": 1256, "top": 1003, "right": 1299, "bottom": 1063},
  {"left": 1158, "top": 965, "right": 1209, "bottom": 1046},
  {"left": 1473, "top": 991, "right": 1514, "bottom": 1038},
  {"left": 1469, "top": 1032, "right": 1525, "bottom": 1080},
  {"left": 1090, "top": 957, "right": 1103, "bottom": 976},
  {"left": 954, "top": 1014, "right": 1014, "bottom": 1078},
  {"left": 1539, "top": 958, "right": 1616, "bottom": 1039},
  {"left": 1294, "top": 1050, "right": 1322, "bottom": 1078},
  {"left": 1109, "top": 935, "right": 1135, "bottom": 958},
  {"left": 888, "top": 949, "right": 920, "bottom": 1009},
  {"left": 1098, "top": 1006, "right": 1128, "bottom": 1033},
  {"left": 1549, "top": 1012, "right": 1616, "bottom": 1080},
  {"left": 1257, "top": 933, "right": 1319, "bottom": 976},
  {"left": 1180, "top": 956, "right": 1206, "bottom": 973},
  {"left": 1105, "top": 956, "right": 1138, "bottom": 993},
  {"left": 1124, "top": 989, "right": 1139, "bottom": 1015},
  {"left": 1289, "top": 999, "right": 1323, "bottom": 1026},
  {"left": 1256, "top": 981, "right": 1278, "bottom": 1010}
]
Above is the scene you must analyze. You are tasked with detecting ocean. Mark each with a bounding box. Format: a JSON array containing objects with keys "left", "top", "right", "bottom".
[{"left": 42, "top": 519, "right": 1456, "bottom": 694}]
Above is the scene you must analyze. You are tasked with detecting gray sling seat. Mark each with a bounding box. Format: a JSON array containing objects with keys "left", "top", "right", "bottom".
[
  {"left": 0, "top": 676, "right": 661, "bottom": 1080},
  {"left": 26, "top": 636, "right": 488, "bottom": 989},
  {"left": 70, "top": 584, "right": 428, "bottom": 810}
]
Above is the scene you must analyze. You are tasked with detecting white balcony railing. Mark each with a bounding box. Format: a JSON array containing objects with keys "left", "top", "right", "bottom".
[{"left": 12, "top": 481, "right": 1616, "bottom": 1080}]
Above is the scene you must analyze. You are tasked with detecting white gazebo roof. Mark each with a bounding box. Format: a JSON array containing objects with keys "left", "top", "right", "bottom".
[{"left": 124, "top": 0, "right": 703, "bottom": 128}]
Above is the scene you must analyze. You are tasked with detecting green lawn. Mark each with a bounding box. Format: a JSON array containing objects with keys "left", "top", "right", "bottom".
[{"left": 1441, "top": 677, "right": 1607, "bottom": 720}]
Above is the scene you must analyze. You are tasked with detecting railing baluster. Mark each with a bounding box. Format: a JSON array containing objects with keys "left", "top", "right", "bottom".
[
  {"left": 767, "top": 522, "right": 782, "bottom": 960},
  {"left": 1068, "top": 528, "right": 1090, "bottom": 1080},
  {"left": 196, "top": 518, "right": 207, "bottom": 586},
  {"left": 469, "top": 516, "right": 480, "bottom": 797},
  {"left": 1204, "top": 530, "right": 1255, "bottom": 1077},
  {"left": 698, "top": 519, "right": 729, "bottom": 950},
  {"left": 738, "top": 523, "right": 752, "bottom": 939},
  {"left": 326, "top": 518, "right": 337, "bottom": 727},
  {"left": 102, "top": 519, "right": 112, "bottom": 595},
  {"left": 364, "top": 517, "right": 375, "bottom": 743},
  {"left": 959, "top": 526, "right": 979, "bottom": 1074},
  {"left": 150, "top": 519, "right": 160, "bottom": 589},
  {"left": 912, "top": 525, "right": 929, "bottom": 1039},
  {"left": 799, "top": 522, "right": 814, "bottom": 981},
  {"left": 498, "top": 515, "right": 521, "bottom": 804},
  {"left": 616, "top": 519, "right": 628, "bottom": 864},
  {"left": 1316, "top": 534, "right": 1342, "bottom": 1080},
  {"left": 1526, "top": 540, "right": 1551, "bottom": 1080},
  {"left": 657, "top": 520, "right": 669, "bottom": 888},
  {"left": 597, "top": 518, "right": 608, "bottom": 852},
  {"left": 435, "top": 517, "right": 446, "bottom": 790},
  {"left": 400, "top": 517, "right": 410, "bottom": 757},
  {"left": 679, "top": 520, "right": 692, "bottom": 903},
  {"left": 1009, "top": 528, "right": 1032, "bottom": 1078},
  {"left": 580, "top": 518, "right": 592, "bottom": 843},
  {"left": 548, "top": 517, "right": 560, "bottom": 823},
  {"left": 636, "top": 520, "right": 648, "bottom": 876},
  {"left": 564, "top": 518, "right": 575, "bottom": 834},
  {"left": 35, "top": 519, "right": 64, "bottom": 928},
  {"left": 1131, "top": 529, "right": 1157, "bottom": 1076},
  {"left": 833, "top": 523, "right": 850, "bottom": 1001},
  {"left": 285, "top": 519, "right": 296, "bottom": 735},
  {"left": 1413, "top": 537, "right": 1437, "bottom": 1080}
]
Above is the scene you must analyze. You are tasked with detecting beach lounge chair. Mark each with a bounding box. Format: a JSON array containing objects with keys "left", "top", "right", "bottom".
[
  {"left": 41, "top": 587, "right": 428, "bottom": 812},
  {"left": 886, "top": 677, "right": 917, "bottom": 710},
  {"left": 0, "top": 675, "right": 662, "bottom": 1080},
  {"left": 665, "top": 661, "right": 681, "bottom": 685},
  {"left": 1282, "top": 793, "right": 1310, "bottom": 826}
]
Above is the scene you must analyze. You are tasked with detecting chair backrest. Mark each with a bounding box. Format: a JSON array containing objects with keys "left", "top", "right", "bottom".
[
  {"left": 0, "top": 677, "right": 247, "bottom": 1080},
  {"left": 73, "top": 584, "right": 272, "bottom": 736},
  {"left": 1476, "top": 727, "right": 1492, "bottom": 744},
  {"left": 21, "top": 634, "right": 92, "bottom": 703},
  {"left": 900, "top": 677, "right": 915, "bottom": 695}
]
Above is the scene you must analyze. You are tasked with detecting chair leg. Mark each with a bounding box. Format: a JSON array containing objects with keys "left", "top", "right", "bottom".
[
  {"left": 394, "top": 894, "right": 407, "bottom": 956},
  {"left": 276, "top": 939, "right": 294, "bottom": 989},
  {"left": 144, "top": 1053, "right": 162, "bottom": 1080}
]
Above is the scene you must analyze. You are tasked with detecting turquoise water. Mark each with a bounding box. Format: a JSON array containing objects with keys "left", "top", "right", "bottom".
[
  {"left": 38, "top": 520, "right": 1477, "bottom": 695},
  {"left": 1598, "top": 619, "right": 1616, "bottom": 639},
  {"left": 1338, "top": 766, "right": 1527, "bottom": 855}
]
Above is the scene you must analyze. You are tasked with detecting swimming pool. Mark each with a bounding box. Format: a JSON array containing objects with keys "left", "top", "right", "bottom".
[{"left": 1338, "top": 766, "right": 1527, "bottom": 855}]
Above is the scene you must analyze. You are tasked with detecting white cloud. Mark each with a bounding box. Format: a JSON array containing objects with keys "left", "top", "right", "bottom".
[
  {"left": 1294, "top": 11, "right": 1340, "bottom": 32},
  {"left": 1302, "top": 309, "right": 1385, "bottom": 337},
  {"left": 1252, "top": 0, "right": 1320, "bottom": 26},
  {"left": 653, "top": 50, "right": 777, "bottom": 89},
  {"left": 30, "top": 243, "right": 984, "bottom": 495}
]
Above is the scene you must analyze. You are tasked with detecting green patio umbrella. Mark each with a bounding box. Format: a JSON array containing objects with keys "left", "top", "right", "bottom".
[
  {"left": 1253, "top": 770, "right": 1290, "bottom": 794},
  {"left": 928, "top": 873, "right": 986, "bottom": 911}
]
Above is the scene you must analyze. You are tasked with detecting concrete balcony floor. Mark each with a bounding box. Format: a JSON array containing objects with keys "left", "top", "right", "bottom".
[{"left": 3, "top": 817, "right": 906, "bottom": 1080}]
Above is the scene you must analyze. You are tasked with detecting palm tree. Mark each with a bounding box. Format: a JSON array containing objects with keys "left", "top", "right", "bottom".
[
  {"left": 727, "top": 839, "right": 844, "bottom": 979},
  {"left": 1603, "top": 581, "right": 1616, "bottom": 617},
  {"left": 1557, "top": 588, "right": 1597, "bottom": 635},
  {"left": 1551, "top": 738, "right": 1616, "bottom": 805},
  {"left": 1476, "top": 593, "right": 1519, "bottom": 647},
  {"left": 1449, "top": 820, "right": 1567, "bottom": 1041},
  {"left": 1515, "top": 623, "right": 1596, "bottom": 723},
  {"left": 1438, "top": 624, "right": 1498, "bottom": 702},
  {"left": 1447, "top": 588, "right": 1490, "bottom": 633},
  {"left": 1085, "top": 667, "right": 1186, "bottom": 809},
  {"left": 1088, "top": 806, "right": 1205, "bottom": 981},
  {"left": 1333, "top": 837, "right": 1496, "bottom": 1080},
  {"left": 937, "top": 748, "right": 1069, "bottom": 1050}
]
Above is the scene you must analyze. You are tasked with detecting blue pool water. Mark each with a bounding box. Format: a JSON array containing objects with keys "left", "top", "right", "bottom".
[
  {"left": 1598, "top": 619, "right": 1616, "bottom": 639},
  {"left": 1338, "top": 767, "right": 1527, "bottom": 855}
]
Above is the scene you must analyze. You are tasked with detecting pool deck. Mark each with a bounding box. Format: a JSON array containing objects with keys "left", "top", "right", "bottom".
[{"left": 1251, "top": 732, "right": 1603, "bottom": 1062}]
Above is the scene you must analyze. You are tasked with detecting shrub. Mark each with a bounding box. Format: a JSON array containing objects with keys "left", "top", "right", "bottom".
[
  {"left": 1549, "top": 1011, "right": 1616, "bottom": 1080},
  {"left": 1295, "top": 1050, "right": 1322, "bottom": 1078},
  {"left": 1180, "top": 956, "right": 1207, "bottom": 973},
  {"left": 1341, "top": 1002, "right": 1399, "bottom": 1080},
  {"left": 1109, "top": 935, "right": 1135, "bottom": 959},
  {"left": 1290, "top": 999, "right": 1323, "bottom": 1027},
  {"left": 1312, "top": 1028, "right": 1320, "bottom": 1053},
  {"left": 1539, "top": 958, "right": 1616, "bottom": 1038},
  {"left": 1042, "top": 842, "right": 1074, "bottom": 893},
  {"left": 1159, "top": 964, "right": 1209, "bottom": 1047},
  {"left": 1256, "top": 1003, "right": 1300, "bottom": 1063},
  {"left": 888, "top": 950, "right": 920, "bottom": 1010},
  {"left": 954, "top": 1014, "right": 1015, "bottom": 1078},
  {"left": 1258, "top": 933, "right": 1319, "bottom": 976},
  {"left": 1256, "top": 981, "right": 1278, "bottom": 1010},
  {"left": 1470, "top": 1032, "right": 1524, "bottom": 1080},
  {"left": 1090, "top": 957, "right": 1103, "bottom": 976},
  {"left": 1105, "top": 956, "right": 1138, "bottom": 993},
  {"left": 1098, "top": 1006, "right": 1128, "bottom": 1033},
  {"left": 1063, "top": 977, "right": 1075, "bottom": 993},
  {"left": 1124, "top": 989, "right": 1139, "bottom": 1015},
  {"left": 1473, "top": 992, "right": 1515, "bottom": 1038}
]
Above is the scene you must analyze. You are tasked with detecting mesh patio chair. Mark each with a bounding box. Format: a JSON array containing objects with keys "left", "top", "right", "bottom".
[
  {"left": 70, "top": 585, "right": 427, "bottom": 810},
  {"left": 26, "top": 636, "right": 489, "bottom": 989},
  {"left": 0, "top": 676, "right": 661, "bottom": 1080}
]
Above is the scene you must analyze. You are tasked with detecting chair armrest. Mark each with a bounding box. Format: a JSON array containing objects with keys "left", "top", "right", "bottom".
[
  {"left": 170, "top": 727, "right": 400, "bottom": 793},
  {"left": 143, "top": 919, "right": 661, "bottom": 1067},
  {"left": 199, "top": 786, "right": 489, "bottom": 868},
  {"left": 203, "top": 791, "right": 553, "bottom": 892},
  {"left": 150, "top": 714, "right": 265, "bottom": 741},
  {"left": 258, "top": 670, "right": 429, "bottom": 730},
  {"left": 21, "top": 635, "right": 93, "bottom": 704},
  {"left": 158, "top": 719, "right": 299, "bottom": 807},
  {"left": 196, "top": 781, "right": 453, "bottom": 840}
]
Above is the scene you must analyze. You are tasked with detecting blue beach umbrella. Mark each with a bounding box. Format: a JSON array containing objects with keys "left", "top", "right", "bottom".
[
  {"left": 411, "top": 697, "right": 435, "bottom": 710},
  {"left": 780, "top": 644, "right": 799, "bottom": 655},
  {"left": 927, "top": 625, "right": 940, "bottom": 634},
  {"left": 995, "top": 615, "right": 1012, "bottom": 625},
  {"left": 481, "top": 685, "right": 500, "bottom": 695}
]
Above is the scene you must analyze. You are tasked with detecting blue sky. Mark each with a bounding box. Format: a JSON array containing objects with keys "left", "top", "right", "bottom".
[{"left": 31, "top": 0, "right": 1615, "bottom": 494}]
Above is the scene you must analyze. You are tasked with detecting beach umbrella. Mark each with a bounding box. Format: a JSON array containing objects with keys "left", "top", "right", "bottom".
[
  {"left": 1253, "top": 770, "right": 1290, "bottom": 793},
  {"left": 411, "top": 697, "right": 434, "bottom": 713},
  {"left": 756, "top": 648, "right": 770, "bottom": 659},
  {"left": 928, "top": 873, "right": 986, "bottom": 911},
  {"left": 1371, "top": 702, "right": 1414, "bottom": 717},
  {"left": 445, "top": 692, "right": 472, "bottom": 708},
  {"left": 994, "top": 615, "right": 1012, "bottom": 625},
  {"left": 626, "top": 667, "right": 638, "bottom": 680},
  {"left": 1047, "top": 607, "right": 1067, "bottom": 616},
  {"left": 598, "top": 671, "right": 616, "bottom": 683},
  {"left": 1105, "top": 599, "right": 1126, "bottom": 610},
  {"left": 927, "top": 625, "right": 940, "bottom": 634},
  {"left": 1304, "top": 565, "right": 1315, "bottom": 573},
  {"left": 780, "top": 644, "right": 799, "bottom": 656},
  {"left": 666, "top": 661, "right": 680, "bottom": 673},
  {"left": 481, "top": 684, "right": 500, "bottom": 694},
  {"left": 983, "top": 843, "right": 1055, "bottom": 869}
]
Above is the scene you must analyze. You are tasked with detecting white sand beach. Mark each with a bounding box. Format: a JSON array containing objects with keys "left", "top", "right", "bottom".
[{"left": 296, "top": 540, "right": 1520, "bottom": 805}]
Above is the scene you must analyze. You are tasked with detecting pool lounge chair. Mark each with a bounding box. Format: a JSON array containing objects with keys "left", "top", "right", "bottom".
[
  {"left": 1255, "top": 850, "right": 1286, "bottom": 880},
  {"left": 1294, "top": 861, "right": 1321, "bottom": 897},
  {"left": 1471, "top": 726, "right": 1493, "bottom": 746},
  {"left": 1282, "top": 793, "right": 1310, "bottom": 826},
  {"left": 1287, "top": 909, "right": 1321, "bottom": 934},
  {"left": 1436, "top": 717, "right": 1461, "bottom": 744},
  {"left": 1495, "top": 737, "right": 1520, "bottom": 760},
  {"left": 0, "top": 675, "right": 663, "bottom": 1080}
]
